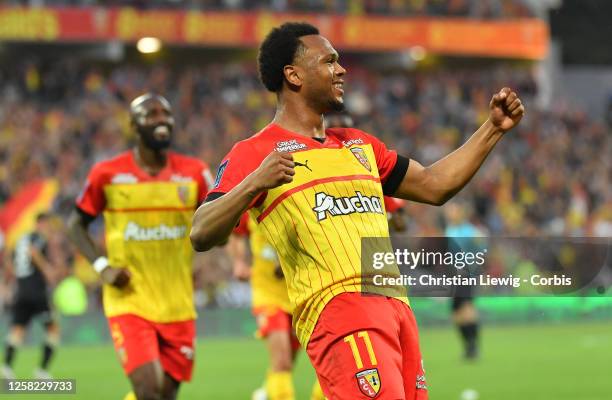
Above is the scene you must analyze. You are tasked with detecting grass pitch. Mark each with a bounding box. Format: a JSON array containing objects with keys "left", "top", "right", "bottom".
[{"left": 8, "top": 321, "right": 611, "bottom": 399}]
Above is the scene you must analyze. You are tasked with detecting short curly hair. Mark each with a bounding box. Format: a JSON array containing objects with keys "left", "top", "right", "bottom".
[{"left": 258, "top": 22, "right": 320, "bottom": 93}]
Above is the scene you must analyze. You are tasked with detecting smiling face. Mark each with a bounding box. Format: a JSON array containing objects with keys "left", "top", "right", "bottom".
[
  {"left": 291, "top": 35, "right": 347, "bottom": 113},
  {"left": 130, "top": 94, "right": 175, "bottom": 151}
]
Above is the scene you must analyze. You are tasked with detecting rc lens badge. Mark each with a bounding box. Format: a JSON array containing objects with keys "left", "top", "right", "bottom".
[
  {"left": 350, "top": 147, "right": 371, "bottom": 172},
  {"left": 356, "top": 368, "right": 381, "bottom": 398}
]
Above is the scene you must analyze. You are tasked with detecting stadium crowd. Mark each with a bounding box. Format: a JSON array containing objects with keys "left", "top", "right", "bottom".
[
  {"left": 5, "top": 0, "right": 535, "bottom": 18},
  {"left": 0, "top": 58, "right": 609, "bottom": 308}
]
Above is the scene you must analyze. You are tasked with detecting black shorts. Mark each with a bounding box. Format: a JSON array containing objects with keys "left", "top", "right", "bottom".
[{"left": 11, "top": 296, "right": 53, "bottom": 327}]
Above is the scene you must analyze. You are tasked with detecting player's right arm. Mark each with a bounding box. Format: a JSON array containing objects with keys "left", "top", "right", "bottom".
[
  {"left": 190, "top": 149, "right": 295, "bottom": 252},
  {"left": 67, "top": 166, "right": 131, "bottom": 288}
]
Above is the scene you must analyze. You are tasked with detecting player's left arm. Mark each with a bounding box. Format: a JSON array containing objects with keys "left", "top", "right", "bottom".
[{"left": 394, "top": 87, "right": 524, "bottom": 205}]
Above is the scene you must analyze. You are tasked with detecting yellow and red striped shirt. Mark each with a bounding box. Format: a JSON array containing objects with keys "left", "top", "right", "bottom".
[
  {"left": 210, "top": 124, "right": 408, "bottom": 345},
  {"left": 77, "top": 151, "right": 213, "bottom": 322},
  {"left": 234, "top": 213, "right": 292, "bottom": 313}
]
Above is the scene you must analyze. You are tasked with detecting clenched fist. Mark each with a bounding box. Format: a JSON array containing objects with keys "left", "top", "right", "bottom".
[
  {"left": 489, "top": 87, "right": 525, "bottom": 132},
  {"left": 249, "top": 151, "right": 295, "bottom": 192}
]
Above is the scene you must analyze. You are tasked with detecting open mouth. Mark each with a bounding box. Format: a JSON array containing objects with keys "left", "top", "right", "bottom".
[{"left": 333, "top": 81, "right": 344, "bottom": 95}]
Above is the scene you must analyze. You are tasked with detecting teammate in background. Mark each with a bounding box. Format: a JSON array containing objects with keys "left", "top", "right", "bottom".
[
  {"left": 228, "top": 214, "right": 325, "bottom": 400},
  {"left": 444, "top": 203, "right": 485, "bottom": 360},
  {"left": 2, "top": 213, "right": 62, "bottom": 379},
  {"left": 191, "top": 22, "right": 524, "bottom": 399},
  {"left": 68, "top": 94, "right": 213, "bottom": 400}
]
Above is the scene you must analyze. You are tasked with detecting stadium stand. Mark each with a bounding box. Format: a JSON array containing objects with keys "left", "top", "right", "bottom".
[
  {"left": 0, "top": 61, "right": 607, "bottom": 237},
  {"left": 3, "top": 0, "right": 535, "bottom": 18}
]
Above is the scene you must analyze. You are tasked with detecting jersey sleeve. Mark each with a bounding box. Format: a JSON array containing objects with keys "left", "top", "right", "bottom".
[
  {"left": 75, "top": 164, "right": 106, "bottom": 217},
  {"left": 206, "top": 140, "right": 264, "bottom": 206},
  {"left": 194, "top": 160, "right": 215, "bottom": 204},
  {"left": 360, "top": 130, "right": 410, "bottom": 196}
]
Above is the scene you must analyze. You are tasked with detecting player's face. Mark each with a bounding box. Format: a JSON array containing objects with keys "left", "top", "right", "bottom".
[
  {"left": 298, "top": 35, "right": 346, "bottom": 113},
  {"left": 134, "top": 98, "right": 175, "bottom": 151}
]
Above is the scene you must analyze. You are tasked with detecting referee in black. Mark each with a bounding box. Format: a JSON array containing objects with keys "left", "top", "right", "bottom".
[{"left": 2, "top": 213, "right": 60, "bottom": 379}]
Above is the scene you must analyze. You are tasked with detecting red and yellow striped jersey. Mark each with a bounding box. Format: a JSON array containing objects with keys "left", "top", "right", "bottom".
[
  {"left": 234, "top": 213, "right": 292, "bottom": 313},
  {"left": 210, "top": 124, "right": 409, "bottom": 345},
  {"left": 77, "top": 151, "right": 213, "bottom": 322}
]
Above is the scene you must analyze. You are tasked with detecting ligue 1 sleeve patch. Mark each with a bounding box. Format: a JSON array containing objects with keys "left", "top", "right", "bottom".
[
  {"left": 213, "top": 159, "right": 229, "bottom": 189},
  {"left": 356, "top": 368, "right": 381, "bottom": 398},
  {"left": 350, "top": 147, "right": 372, "bottom": 172}
]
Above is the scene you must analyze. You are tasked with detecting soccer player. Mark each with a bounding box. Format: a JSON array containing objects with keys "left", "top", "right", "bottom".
[
  {"left": 228, "top": 213, "right": 324, "bottom": 400},
  {"left": 68, "top": 94, "right": 213, "bottom": 400},
  {"left": 2, "top": 213, "right": 61, "bottom": 379},
  {"left": 191, "top": 23, "right": 524, "bottom": 399},
  {"left": 444, "top": 203, "right": 485, "bottom": 360}
]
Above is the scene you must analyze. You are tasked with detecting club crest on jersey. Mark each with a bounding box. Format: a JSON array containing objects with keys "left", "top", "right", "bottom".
[
  {"left": 274, "top": 139, "right": 307, "bottom": 152},
  {"left": 350, "top": 147, "right": 371, "bottom": 172},
  {"left": 356, "top": 368, "right": 381, "bottom": 398},
  {"left": 177, "top": 185, "right": 189, "bottom": 205},
  {"left": 313, "top": 191, "right": 383, "bottom": 221}
]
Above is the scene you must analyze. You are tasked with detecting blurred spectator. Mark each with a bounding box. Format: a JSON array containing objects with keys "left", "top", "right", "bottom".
[
  {"left": 3, "top": 0, "right": 536, "bottom": 18},
  {"left": 0, "top": 57, "right": 609, "bottom": 309}
]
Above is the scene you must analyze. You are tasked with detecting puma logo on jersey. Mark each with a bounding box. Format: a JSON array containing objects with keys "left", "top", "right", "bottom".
[
  {"left": 313, "top": 191, "right": 383, "bottom": 221},
  {"left": 294, "top": 160, "right": 312, "bottom": 172},
  {"left": 124, "top": 222, "right": 187, "bottom": 241}
]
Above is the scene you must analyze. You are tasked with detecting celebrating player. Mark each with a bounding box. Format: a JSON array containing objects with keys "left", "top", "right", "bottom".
[
  {"left": 68, "top": 94, "right": 213, "bottom": 400},
  {"left": 191, "top": 23, "right": 524, "bottom": 399},
  {"left": 228, "top": 213, "right": 324, "bottom": 400},
  {"left": 2, "top": 213, "right": 62, "bottom": 380}
]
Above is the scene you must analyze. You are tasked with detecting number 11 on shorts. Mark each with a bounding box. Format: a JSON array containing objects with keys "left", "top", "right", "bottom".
[{"left": 344, "top": 331, "right": 378, "bottom": 369}]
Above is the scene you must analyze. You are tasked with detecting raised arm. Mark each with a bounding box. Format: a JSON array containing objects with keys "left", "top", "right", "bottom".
[
  {"left": 394, "top": 87, "right": 524, "bottom": 205},
  {"left": 190, "top": 151, "right": 295, "bottom": 252}
]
